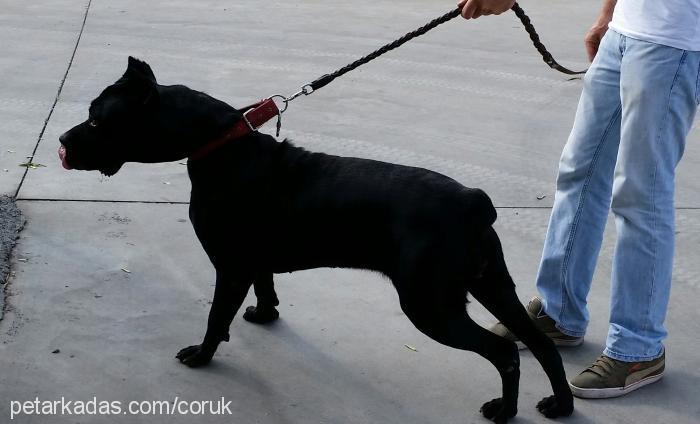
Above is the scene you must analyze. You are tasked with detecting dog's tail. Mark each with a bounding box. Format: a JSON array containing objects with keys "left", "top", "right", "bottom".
[{"left": 464, "top": 187, "right": 497, "bottom": 231}]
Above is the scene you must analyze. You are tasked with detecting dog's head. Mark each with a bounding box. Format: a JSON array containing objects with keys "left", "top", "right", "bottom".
[{"left": 59, "top": 57, "right": 163, "bottom": 176}]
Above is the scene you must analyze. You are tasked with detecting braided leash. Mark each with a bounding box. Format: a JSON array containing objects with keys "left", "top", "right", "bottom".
[
  {"left": 510, "top": 3, "right": 586, "bottom": 75},
  {"left": 199, "top": 4, "right": 587, "bottom": 150},
  {"left": 263, "top": 3, "right": 587, "bottom": 135},
  {"left": 307, "top": 8, "right": 464, "bottom": 92},
  {"left": 304, "top": 3, "right": 586, "bottom": 95}
]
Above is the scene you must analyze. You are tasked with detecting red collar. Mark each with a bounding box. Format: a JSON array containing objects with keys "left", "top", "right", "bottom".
[{"left": 189, "top": 98, "right": 280, "bottom": 161}]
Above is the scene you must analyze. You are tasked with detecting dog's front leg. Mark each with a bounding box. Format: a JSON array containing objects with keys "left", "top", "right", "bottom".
[{"left": 176, "top": 272, "right": 253, "bottom": 367}]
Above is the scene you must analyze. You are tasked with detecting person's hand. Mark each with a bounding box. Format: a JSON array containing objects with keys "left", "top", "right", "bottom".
[
  {"left": 584, "top": 20, "right": 610, "bottom": 62},
  {"left": 458, "top": 0, "right": 516, "bottom": 20}
]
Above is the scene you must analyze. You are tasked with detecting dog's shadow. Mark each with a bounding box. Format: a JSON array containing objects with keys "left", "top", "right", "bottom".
[
  {"left": 194, "top": 318, "right": 438, "bottom": 424},
  {"left": 186, "top": 354, "right": 297, "bottom": 424},
  {"left": 254, "top": 318, "right": 440, "bottom": 423},
  {"left": 193, "top": 318, "right": 610, "bottom": 424}
]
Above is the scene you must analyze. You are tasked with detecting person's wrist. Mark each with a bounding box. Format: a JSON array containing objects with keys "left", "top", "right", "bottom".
[{"left": 590, "top": 16, "right": 611, "bottom": 33}]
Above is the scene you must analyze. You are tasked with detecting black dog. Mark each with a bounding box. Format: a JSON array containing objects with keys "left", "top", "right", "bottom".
[{"left": 59, "top": 57, "right": 573, "bottom": 423}]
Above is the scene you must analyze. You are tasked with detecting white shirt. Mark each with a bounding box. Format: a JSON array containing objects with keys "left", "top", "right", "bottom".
[{"left": 609, "top": 0, "right": 700, "bottom": 51}]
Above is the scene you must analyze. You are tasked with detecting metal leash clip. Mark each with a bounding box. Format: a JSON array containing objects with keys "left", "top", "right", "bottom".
[{"left": 267, "top": 84, "right": 315, "bottom": 137}]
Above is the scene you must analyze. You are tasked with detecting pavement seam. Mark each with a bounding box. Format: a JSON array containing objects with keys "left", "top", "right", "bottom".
[
  {"left": 13, "top": 0, "right": 93, "bottom": 199},
  {"left": 15, "top": 198, "right": 190, "bottom": 205},
  {"left": 12, "top": 199, "right": 700, "bottom": 210}
]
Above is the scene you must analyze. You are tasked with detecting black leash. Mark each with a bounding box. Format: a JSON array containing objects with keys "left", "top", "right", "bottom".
[
  {"left": 310, "top": 4, "right": 585, "bottom": 93},
  {"left": 308, "top": 8, "right": 464, "bottom": 93},
  {"left": 510, "top": 4, "right": 586, "bottom": 76},
  {"left": 271, "top": 3, "right": 586, "bottom": 131}
]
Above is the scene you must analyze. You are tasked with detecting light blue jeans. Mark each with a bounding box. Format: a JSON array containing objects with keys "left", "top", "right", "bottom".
[{"left": 536, "top": 29, "right": 700, "bottom": 362}]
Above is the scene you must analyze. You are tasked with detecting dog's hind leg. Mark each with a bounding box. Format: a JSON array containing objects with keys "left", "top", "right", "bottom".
[
  {"left": 470, "top": 285, "right": 574, "bottom": 419},
  {"left": 400, "top": 293, "right": 520, "bottom": 424},
  {"left": 469, "top": 227, "right": 573, "bottom": 419},
  {"left": 176, "top": 270, "right": 253, "bottom": 367},
  {"left": 243, "top": 272, "right": 280, "bottom": 324},
  {"left": 396, "top": 249, "right": 521, "bottom": 424}
]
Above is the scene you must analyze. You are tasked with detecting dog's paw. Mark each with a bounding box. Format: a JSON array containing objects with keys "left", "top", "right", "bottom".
[
  {"left": 175, "top": 344, "right": 214, "bottom": 368},
  {"left": 480, "top": 398, "right": 517, "bottom": 424},
  {"left": 243, "top": 305, "right": 280, "bottom": 324},
  {"left": 536, "top": 395, "right": 574, "bottom": 419}
]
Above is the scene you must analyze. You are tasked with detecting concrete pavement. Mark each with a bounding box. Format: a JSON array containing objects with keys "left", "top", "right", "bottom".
[{"left": 1, "top": 1, "right": 700, "bottom": 423}]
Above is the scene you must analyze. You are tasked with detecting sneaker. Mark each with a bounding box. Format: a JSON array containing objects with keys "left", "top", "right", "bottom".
[
  {"left": 569, "top": 352, "right": 665, "bottom": 399},
  {"left": 489, "top": 297, "right": 584, "bottom": 350}
]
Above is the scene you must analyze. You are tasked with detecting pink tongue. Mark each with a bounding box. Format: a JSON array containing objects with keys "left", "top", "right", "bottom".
[{"left": 58, "top": 145, "right": 72, "bottom": 170}]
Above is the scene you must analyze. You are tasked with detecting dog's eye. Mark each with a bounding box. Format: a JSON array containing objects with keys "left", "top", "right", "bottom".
[{"left": 89, "top": 119, "right": 98, "bottom": 128}]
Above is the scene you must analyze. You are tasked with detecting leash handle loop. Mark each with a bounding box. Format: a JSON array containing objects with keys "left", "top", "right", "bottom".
[{"left": 510, "top": 3, "right": 587, "bottom": 75}]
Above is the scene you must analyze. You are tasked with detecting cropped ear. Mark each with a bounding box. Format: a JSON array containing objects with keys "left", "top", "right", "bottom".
[
  {"left": 119, "top": 56, "right": 158, "bottom": 106},
  {"left": 125, "top": 56, "right": 157, "bottom": 84}
]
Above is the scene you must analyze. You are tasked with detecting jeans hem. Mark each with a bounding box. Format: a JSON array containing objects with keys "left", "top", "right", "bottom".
[
  {"left": 603, "top": 346, "right": 665, "bottom": 362},
  {"left": 555, "top": 323, "right": 586, "bottom": 338}
]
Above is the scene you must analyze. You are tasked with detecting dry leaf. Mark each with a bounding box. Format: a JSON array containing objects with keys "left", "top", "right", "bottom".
[{"left": 19, "top": 162, "right": 46, "bottom": 169}]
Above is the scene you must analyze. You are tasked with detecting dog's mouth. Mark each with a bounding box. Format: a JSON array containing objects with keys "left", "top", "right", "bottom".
[
  {"left": 58, "top": 144, "right": 122, "bottom": 176},
  {"left": 58, "top": 145, "right": 73, "bottom": 170}
]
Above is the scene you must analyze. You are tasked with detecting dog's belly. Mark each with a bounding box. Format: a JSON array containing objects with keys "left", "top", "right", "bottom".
[{"left": 264, "top": 228, "right": 394, "bottom": 275}]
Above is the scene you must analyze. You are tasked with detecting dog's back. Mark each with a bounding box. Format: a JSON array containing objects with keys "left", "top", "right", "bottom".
[{"left": 187, "top": 133, "right": 496, "bottom": 279}]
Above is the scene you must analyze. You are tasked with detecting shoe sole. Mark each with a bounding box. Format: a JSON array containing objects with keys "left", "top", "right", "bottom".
[
  {"left": 569, "top": 372, "right": 664, "bottom": 399},
  {"left": 515, "top": 336, "right": 584, "bottom": 350}
]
